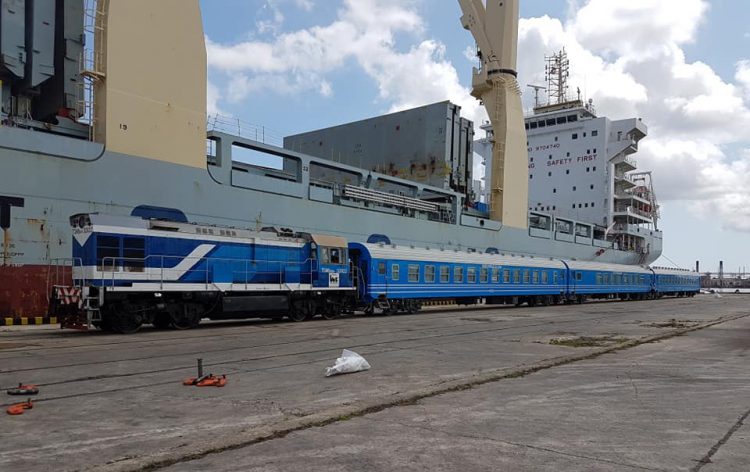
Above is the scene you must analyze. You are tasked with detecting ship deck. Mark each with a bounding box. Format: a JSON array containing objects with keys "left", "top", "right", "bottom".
[{"left": 1, "top": 296, "right": 748, "bottom": 471}]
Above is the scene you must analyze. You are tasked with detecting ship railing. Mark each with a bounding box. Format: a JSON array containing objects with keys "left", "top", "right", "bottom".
[
  {"left": 100, "top": 256, "right": 326, "bottom": 291},
  {"left": 207, "top": 114, "right": 284, "bottom": 147}
]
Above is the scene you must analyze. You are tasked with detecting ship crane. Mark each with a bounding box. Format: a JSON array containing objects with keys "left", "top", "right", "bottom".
[{"left": 458, "top": 0, "right": 529, "bottom": 229}]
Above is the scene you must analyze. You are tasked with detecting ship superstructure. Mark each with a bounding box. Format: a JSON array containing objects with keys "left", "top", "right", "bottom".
[
  {"left": 1, "top": 1, "right": 663, "bottom": 318},
  {"left": 475, "top": 50, "right": 662, "bottom": 263}
]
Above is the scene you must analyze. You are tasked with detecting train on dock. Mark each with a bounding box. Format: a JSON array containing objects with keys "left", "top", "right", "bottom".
[{"left": 50, "top": 213, "right": 700, "bottom": 334}]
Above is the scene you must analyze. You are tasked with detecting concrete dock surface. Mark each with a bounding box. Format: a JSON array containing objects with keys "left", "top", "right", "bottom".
[{"left": 0, "top": 296, "right": 747, "bottom": 471}]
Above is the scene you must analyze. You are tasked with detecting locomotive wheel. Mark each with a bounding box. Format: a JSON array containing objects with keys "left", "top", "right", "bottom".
[
  {"left": 152, "top": 313, "right": 172, "bottom": 330},
  {"left": 106, "top": 303, "right": 144, "bottom": 335},
  {"left": 320, "top": 300, "right": 341, "bottom": 320},
  {"left": 93, "top": 317, "right": 113, "bottom": 333},
  {"left": 289, "top": 300, "right": 312, "bottom": 322},
  {"left": 170, "top": 303, "right": 203, "bottom": 330}
]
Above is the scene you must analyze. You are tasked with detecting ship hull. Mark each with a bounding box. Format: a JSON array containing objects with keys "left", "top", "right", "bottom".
[{"left": 0, "top": 127, "right": 662, "bottom": 317}]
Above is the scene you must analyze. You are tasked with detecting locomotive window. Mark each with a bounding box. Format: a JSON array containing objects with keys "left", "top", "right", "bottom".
[
  {"left": 513, "top": 270, "right": 520, "bottom": 284},
  {"left": 97, "top": 236, "right": 120, "bottom": 271},
  {"left": 542, "top": 272, "right": 549, "bottom": 284},
  {"left": 468, "top": 268, "right": 477, "bottom": 283},
  {"left": 329, "top": 248, "right": 342, "bottom": 265},
  {"left": 455, "top": 267, "right": 464, "bottom": 283},
  {"left": 481, "top": 268, "right": 489, "bottom": 283},
  {"left": 532, "top": 271, "right": 539, "bottom": 284},
  {"left": 123, "top": 237, "right": 145, "bottom": 272},
  {"left": 391, "top": 264, "right": 400, "bottom": 281},
  {"left": 408, "top": 265, "right": 420, "bottom": 283},
  {"left": 321, "top": 247, "right": 330, "bottom": 264},
  {"left": 425, "top": 265, "right": 436, "bottom": 283},
  {"left": 503, "top": 270, "right": 510, "bottom": 284},
  {"left": 523, "top": 270, "right": 530, "bottom": 284},
  {"left": 378, "top": 262, "right": 386, "bottom": 276},
  {"left": 440, "top": 266, "right": 450, "bottom": 283}
]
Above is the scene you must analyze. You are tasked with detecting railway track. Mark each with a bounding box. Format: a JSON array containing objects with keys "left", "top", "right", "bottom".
[{"left": 0, "top": 299, "right": 715, "bottom": 407}]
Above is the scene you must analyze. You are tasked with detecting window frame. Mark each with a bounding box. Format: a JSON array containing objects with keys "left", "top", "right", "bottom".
[
  {"left": 391, "top": 264, "right": 400, "bottom": 281},
  {"left": 425, "top": 265, "right": 436, "bottom": 283},
  {"left": 408, "top": 264, "right": 420, "bottom": 283}
]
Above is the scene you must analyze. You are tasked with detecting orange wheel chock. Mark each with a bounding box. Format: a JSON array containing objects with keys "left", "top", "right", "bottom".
[
  {"left": 7, "top": 400, "right": 33, "bottom": 416},
  {"left": 182, "top": 374, "right": 227, "bottom": 388}
]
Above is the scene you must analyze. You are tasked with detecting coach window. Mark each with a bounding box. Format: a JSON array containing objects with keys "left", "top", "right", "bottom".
[
  {"left": 468, "top": 268, "right": 477, "bottom": 283},
  {"left": 576, "top": 271, "right": 583, "bottom": 282},
  {"left": 123, "top": 237, "right": 146, "bottom": 272},
  {"left": 481, "top": 268, "right": 489, "bottom": 283},
  {"left": 391, "top": 264, "right": 400, "bottom": 281},
  {"left": 503, "top": 270, "right": 510, "bottom": 284},
  {"left": 523, "top": 270, "right": 530, "bottom": 284},
  {"left": 378, "top": 262, "right": 386, "bottom": 276},
  {"left": 425, "top": 265, "right": 436, "bottom": 283},
  {"left": 542, "top": 271, "right": 549, "bottom": 284},
  {"left": 596, "top": 273, "right": 602, "bottom": 285},
  {"left": 553, "top": 271, "right": 558, "bottom": 284},
  {"left": 513, "top": 270, "right": 520, "bottom": 284},
  {"left": 532, "top": 271, "right": 539, "bottom": 284},
  {"left": 440, "top": 266, "right": 450, "bottom": 283},
  {"left": 455, "top": 266, "right": 464, "bottom": 283},
  {"left": 491, "top": 268, "right": 499, "bottom": 283},
  {"left": 408, "top": 265, "right": 420, "bottom": 283},
  {"left": 97, "top": 236, "right": 120, "bottom": 271}
]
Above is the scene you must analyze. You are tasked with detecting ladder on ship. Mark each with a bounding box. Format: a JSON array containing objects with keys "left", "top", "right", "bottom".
[{"left": 78, "top": 0, "right": 107, "bottom": 142}]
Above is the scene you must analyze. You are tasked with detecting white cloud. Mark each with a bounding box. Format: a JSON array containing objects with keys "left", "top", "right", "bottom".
[
  {"left": 516, "top": 0, "right": 750, "bottom": 233},
  {"left": 206, "top": 0, "right": 486, "bottom": 125},
  {"left": 207, "top": 81, "right": 223, "bottom": 115}
]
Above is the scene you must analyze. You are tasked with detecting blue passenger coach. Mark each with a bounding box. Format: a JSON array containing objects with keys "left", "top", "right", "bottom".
[{"left": 350, "top": 242, "right": 569, "bottom": 311}]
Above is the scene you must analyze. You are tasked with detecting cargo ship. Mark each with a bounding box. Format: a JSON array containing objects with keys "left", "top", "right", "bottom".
[{"left": 0, "top": 0, "right": 662, "bottom": 318}]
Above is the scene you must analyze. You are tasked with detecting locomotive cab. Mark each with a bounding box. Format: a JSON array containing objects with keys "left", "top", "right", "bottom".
[{"left": 309, "top": 235, "right": 351, "bottom": 289}]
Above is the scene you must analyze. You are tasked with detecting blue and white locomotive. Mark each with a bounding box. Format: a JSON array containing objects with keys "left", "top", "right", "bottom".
[
  {"left": 53, "top": 212, "right": 701, "bottom": 333},
  {"left": 63, "top": 213, "right": 354, "bottom": 333}
]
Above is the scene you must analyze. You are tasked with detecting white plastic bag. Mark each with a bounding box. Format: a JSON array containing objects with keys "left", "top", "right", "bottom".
[{"left": 325, "top": 349, "right": 371, "bottom": 377}]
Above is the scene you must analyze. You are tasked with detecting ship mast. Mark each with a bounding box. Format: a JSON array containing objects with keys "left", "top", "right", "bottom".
[{"left": 458, "top": 0, "right": 528, "bottom": 229}]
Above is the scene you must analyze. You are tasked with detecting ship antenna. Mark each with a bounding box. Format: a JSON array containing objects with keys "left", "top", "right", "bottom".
[{"left": 527, "top": 85, "right": 547, "bottom": 109}]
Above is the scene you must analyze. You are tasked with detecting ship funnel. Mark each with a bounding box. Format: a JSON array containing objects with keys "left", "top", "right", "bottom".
[
  {"left": 459, "top": 0, "right": 528, "bottom": 228},
  {"left": 92, "top": 0, "right": 207, "bottom": 168}
]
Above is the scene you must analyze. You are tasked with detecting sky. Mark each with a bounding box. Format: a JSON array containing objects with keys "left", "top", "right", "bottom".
[{"left": 200, "top": 0, "right": 750, "bottom": 274}]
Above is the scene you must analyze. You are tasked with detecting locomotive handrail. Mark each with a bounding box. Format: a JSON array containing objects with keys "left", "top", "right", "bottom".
[
  {"left": 47, "top": 257, "right": 85, "bottom": 300},
  {"left": 99, "top": 255, "right": 322, "bottom": 289}
]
